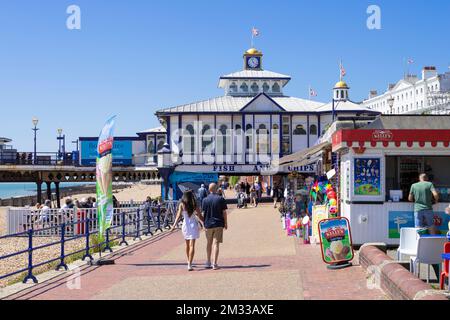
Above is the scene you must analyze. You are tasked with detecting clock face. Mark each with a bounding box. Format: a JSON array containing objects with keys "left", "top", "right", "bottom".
[{"left": 247, "top": 57, "right": 260, "bottom": 69}]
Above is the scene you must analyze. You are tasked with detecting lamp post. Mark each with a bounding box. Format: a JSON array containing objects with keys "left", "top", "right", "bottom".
[
  {"left": 32, "top": 117, "right": 39, "bottom": 165},
  {"left": 387, "top": 95, "right": 395, "bottom": 114},
  {"left": 57, "top": 128, "right": 66, "bottom": 163},
  {"left": 157, "top": 143, "right": 174, "bottom": 201}
]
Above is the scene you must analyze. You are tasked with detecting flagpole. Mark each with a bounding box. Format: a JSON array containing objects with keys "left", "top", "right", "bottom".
[{"left": 251, "top": 26, "right": 254, "bottom": 48}]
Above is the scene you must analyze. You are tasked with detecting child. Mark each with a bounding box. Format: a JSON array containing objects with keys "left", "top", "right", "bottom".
[{"left": 171, "top": 190, "right": 204, "bottom": 271}]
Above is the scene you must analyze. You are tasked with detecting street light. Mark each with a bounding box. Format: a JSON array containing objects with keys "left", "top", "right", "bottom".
[
  {"left": 57, "top": 128, "right": 66, "bottom": 162},
  {"left": 387, "top": 95, "right": 395, "bottom": 114},
  {"left": 32, "top": 117, "right": 39, "bottom": 165}
]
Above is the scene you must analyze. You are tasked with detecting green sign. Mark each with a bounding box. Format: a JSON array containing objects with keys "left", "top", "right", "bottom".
[{"left": 318, "top": 217, "right": 354, "bottom": 264}]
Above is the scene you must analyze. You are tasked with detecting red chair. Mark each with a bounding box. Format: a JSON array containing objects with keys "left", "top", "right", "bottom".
[{"left": 440, "top": 242, "right": 450, "bottom": 290}]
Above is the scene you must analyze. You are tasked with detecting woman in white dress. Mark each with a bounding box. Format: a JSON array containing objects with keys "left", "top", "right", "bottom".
[{"left": 171, "top": 190, "right": 204, "bottom": 271}]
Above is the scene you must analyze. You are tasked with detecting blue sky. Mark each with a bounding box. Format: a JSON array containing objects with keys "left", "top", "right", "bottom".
[{"left": 0, "top": 0, "right": 449, "bottom": 151}]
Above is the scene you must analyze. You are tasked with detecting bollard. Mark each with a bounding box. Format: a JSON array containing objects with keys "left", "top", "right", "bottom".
[
  {"left": 82, "top": 218, "right": 93, "bottom": 261},
  {"left": 56, "top": 223, "right": 68, "bottom": 271},
  {"left": 23, "top": 229, "right": 38, "bottom": 284},
  {"left": 119, "top": 211, "right": 129, "bottom": 246}
]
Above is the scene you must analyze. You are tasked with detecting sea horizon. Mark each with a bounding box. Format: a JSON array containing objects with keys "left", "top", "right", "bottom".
[{"left": 0, "top": 182, "right": 94, "bottom": 199}]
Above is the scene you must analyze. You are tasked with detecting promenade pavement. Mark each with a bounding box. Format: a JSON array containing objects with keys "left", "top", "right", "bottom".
[{"left": 4, "top": 203, "right": 386, "bottom": 300}]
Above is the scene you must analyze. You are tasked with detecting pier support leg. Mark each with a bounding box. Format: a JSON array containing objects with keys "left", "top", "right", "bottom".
[
  {"left": 55, "top": 182, "right": 61, "bottom": 208},
  {"left": 36, "top": 181, "right": 42, "bottom": 205},
  {"left": 46, "top": 181, "right": 52, "bottom": 201}
]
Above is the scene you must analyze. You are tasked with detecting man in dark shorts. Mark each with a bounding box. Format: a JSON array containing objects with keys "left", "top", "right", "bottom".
[{"left": 202, "top": 183, "right": 228, "bottom": 270}]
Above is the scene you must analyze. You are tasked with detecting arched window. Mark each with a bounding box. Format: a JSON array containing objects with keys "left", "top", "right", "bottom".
[
  {"left": 246, "top": 124, "right": 253, "bottom": 151},
  {"left": 240, "top": 82, "right": 248, "bottom": 93},
  {"left": 256, "top": 124, "right": 269, "bottom": 155},
  {"left": 309, "top": 124, "right": 317, "bottom": 135},
  {"left": 262, "top": 83, "right": 270, "bottom": 93},
  {"left": 251, "top": 82, "right": 259, "bottom": 93},
  {"left": 340, "top": 90, "right": 344, "bottom": 99},
  {"left": 272, "top": 82, "right": 280, "bottom": 93},
  {"left": 229, "top": 82, "right": 237, "bottom": 93},
  {"left": 157, "top": 140, "right": 165, "bottom": 151},
  {"left": 201, "top": 124, "right": 213, "bottom": 152},
  {"left": 217, "top": 124, "right": 230, "bottom": 156},
  {"left": 147, "top": 137, "right": 155, "bottom": 154},
  {"left": 271, "top": 123, "right": 280, "bottom": 154},
  {"left": 183, "top": 124, "right": 195, "bottom": 160},
  {"left": 293, "top": 124, "right": 307, "bottom": 135}
]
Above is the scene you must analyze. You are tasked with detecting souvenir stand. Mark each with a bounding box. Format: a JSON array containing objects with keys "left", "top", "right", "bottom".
[{"left": 332, "top": 126, "right": 450, "bottom": 245}]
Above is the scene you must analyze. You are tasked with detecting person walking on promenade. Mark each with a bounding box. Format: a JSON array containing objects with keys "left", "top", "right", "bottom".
[
  {"left": 245, "top": 181, "right": 251, "bottom": 198},
  {"left": 202, "top": 183, "right": 228, "bottom": 270},
  {"left": 250, "top": 186, "right": 257, "bottom": 207},
  {"left": 198, "top": 184, "right": 208, "bottom": 206},
  {"left": 409, "top": 173, "right": 439, "bottom": 233},
  {"left": 171, "top": 190, "right": 204, "bottom": 271},
  {"left": 272, "top": 183, "right": 279, "bottom": 208}
]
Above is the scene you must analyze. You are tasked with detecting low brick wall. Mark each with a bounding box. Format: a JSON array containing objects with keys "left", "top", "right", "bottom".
[{"left": 359, "top": 244, "right": 448, "bottom": 300}]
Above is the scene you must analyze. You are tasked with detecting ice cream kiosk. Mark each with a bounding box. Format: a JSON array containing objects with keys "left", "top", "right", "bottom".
[{"left": 332, "top": 125, "right": 450, "bottom": 246}]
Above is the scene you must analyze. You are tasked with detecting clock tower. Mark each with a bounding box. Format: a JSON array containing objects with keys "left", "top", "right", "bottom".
[{"left": 243, "top": 48, "right": 263, "bottom": 70}]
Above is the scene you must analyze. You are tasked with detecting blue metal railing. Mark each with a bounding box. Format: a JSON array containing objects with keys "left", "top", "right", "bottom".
[{"left": 0, "top": 203, "right": 176, "bottom": 285}]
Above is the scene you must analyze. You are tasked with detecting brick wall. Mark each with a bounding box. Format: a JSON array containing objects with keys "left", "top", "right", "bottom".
[{"left": 359, "top": 245, "right": 448, "bottom": 300}]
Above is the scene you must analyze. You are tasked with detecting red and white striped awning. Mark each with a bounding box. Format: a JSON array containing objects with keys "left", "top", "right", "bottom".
[{"left": 332, "top": 129, "right": 450, "bottom": 152}]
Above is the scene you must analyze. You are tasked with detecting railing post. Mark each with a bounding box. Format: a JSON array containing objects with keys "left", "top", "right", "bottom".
[
  {"left": 119, "top": 211, "right": 129, "bottom": 246},
  {"left": 56, "top": 223, "right": 68, "bottom": 271},
  {"left": 134, "top": 208, "right": 142, "bottom": 241},
  {"left": 155, "top": 204, "right": 162, "bottom": 233},
  {"left": 23, "top": 229, "right": 38, "bottom": 284},
  {"left": 145, "top": 206, "right": 153, "bottom": 236},
  {"left": 103, "top": 228, "right": 113, "bottom": 253},
  {"left": 82, "top": 217, "right": 93, "bottom": 261}
]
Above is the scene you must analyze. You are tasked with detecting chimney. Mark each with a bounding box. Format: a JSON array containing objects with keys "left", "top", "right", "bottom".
[
  {"left": 369, "top": 90, "right": 378, "bottom": 99},
  {"left": 422, "top": 66, "right": 437, "bottom": 80}
]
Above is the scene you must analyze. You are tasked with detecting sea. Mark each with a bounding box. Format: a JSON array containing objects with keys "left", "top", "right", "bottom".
[{"left": 0, "top": 182, "right": 93, "bottom": 199}]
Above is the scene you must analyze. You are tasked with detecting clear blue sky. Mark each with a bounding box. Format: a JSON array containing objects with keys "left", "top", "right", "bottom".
[{"left": 1, "top": 0, "right": 449, "bottom": 151}]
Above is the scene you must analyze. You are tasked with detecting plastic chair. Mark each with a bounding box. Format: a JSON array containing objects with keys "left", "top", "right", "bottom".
[
  {"left": 397, "top": 228, "right": 420, "bottom": 261},
  {"left": 440, "top": 242, "right": 450, "bottom": 290},
  {"left": 410, "top": 237, "right": 447, "bottom": 283}
]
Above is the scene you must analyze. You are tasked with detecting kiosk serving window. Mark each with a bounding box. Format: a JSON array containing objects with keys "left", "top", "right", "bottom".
[{"left": 385, "top": 156, "right": 450, "bottom": 202}]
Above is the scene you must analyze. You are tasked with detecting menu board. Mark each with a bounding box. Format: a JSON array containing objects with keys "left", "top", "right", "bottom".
[{"left": 354, "top": 158, "right": 381, "bottom": 196}]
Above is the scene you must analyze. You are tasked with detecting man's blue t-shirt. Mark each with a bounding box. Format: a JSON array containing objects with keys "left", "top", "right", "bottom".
[{"left": 202, "top": 193, "right": 228, "bottom": 229}]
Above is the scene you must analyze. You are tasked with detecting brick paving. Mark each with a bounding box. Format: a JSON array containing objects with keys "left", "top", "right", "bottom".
[{"left": 3, "top": 204, "right": 386, "bottom": 300}]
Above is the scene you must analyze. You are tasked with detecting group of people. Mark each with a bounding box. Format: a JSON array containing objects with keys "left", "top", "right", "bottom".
[
  {"left": 234, "top": 180, "right": 265, "bottom": 207},
  {"left": 30, "top": 196, "right": 98, "bottom": 229},
  {"left": 172, "top": 183, "right": 228, "bottom": 271}
]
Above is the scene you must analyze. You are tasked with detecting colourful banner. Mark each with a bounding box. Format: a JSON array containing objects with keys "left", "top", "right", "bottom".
[
  {"left": 96, "top": 116, "right": 116, "bottom": 239},
  {"left": 318, "top": 217, "right": 354, "bottom": 265}
]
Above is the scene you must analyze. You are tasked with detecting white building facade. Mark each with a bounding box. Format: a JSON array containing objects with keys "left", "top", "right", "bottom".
[
  {"left": 363, "top": 66, "right": 450, "bottom": 115},
  {"left": 154, "top": 48, "right": 379, "bottom": 175}
]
